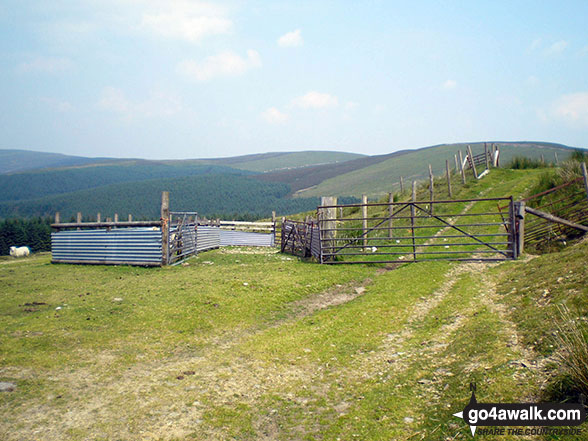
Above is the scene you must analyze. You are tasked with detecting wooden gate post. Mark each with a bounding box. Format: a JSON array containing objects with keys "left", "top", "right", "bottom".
[
  {"left": 319, "top": 197, "right": 337, "bottom": 261},
  {"left": 446, "top": 159, "right": 452, "bottom": 198},
  {"left": 362, "top": 194, "right": 368, "bottom": 251},
  {"left": 388, "top": 192, "right": 394, "bottom": 239},
  {"left": 508, "top": 198, "right": 518, "bottom": 259},
  {"left": 428, "top": 164, "right": 434, "bottom": 215},
  {"left": 581, "top": 162, "right": 588, "bottom": 200},
  {"left": 458, "top": 150, "right": 466, "bottom": 184},
  {"left": 484, "top": 143, "right": 490, "bottom": 170},
  {"left": 514, "top": 201, "right": 525, "bottom": 256},
  {"left": 411, "top": 181, "right": 417, "bottom": 261},
  {"left": 467, "top": 145, "right": 478, "bottom": 179},
  {"left": 161, "top": 191, "right": 170, "bottom": 266}
]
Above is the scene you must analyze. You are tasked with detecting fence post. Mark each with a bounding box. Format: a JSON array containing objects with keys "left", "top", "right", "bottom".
[
  {"left": 362, "top": 194, "right": 368, "bottom": 251},
  {"left": 272, "top": 211, "right": 276, "bottom": 245},
  {"left": 554, "top": 151, "right": 559, "bottom": 165},
  {"left": 114, "top": 213, "right": 119, "bottom": 223},
  {"left": 446, "top": 159, "right": 452, "bottom": 198},
  {"left": 161, "top": 191, "right": 170, "bottom": 266},
  {"left": 484, "top": 143, "right": 490, "bottom": 170},
  {"left": 458, "top": 150, "right": 466, "bottom": 184},
  {"left": 508, "top": 198, "right": 518, "bottom": 259},
  {"left": 581, "top": 162, "right": 588, "bottom": 200},
  {"left": 320, "top": 196, "right": 337, "bottom": 261},
  {"left": 514, "top": 201, "right": 525, "bottom": 256},
  {"left": 467, "top": 145, "right": 478, "bottom": 179},
  {"left": 77, "top": 212, "right": 82, "bottom": 230},
  {"left": 55, "top": 212, "right": 60, "bottom": 224},
  {"left": 400, "top": 176, "right": 404, "bottom": 193},
  {"left": 388, "top": 192, "right": 394, "bottom": 239},
  {"left": 428, "top": 164, "right": 434, "bottom": 215},
  {"left": 128, "top": 214, "right": 132, "bottom": 222},
  {"left": 411, "top": 181, "right": 417, "bottom": 261},
  {"left": 454, "top": 154, "right": 459, "bottom": 173},
  {"left": 97, "top": 213, "right": 101, "bottom": 223}
]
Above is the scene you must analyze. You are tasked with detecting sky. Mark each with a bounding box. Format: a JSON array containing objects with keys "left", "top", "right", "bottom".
[{"left": 1, "top": 0, "right": 587, "bottom": 159}]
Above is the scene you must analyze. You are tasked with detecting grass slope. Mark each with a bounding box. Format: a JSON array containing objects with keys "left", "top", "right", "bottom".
[
  {"left": 199, "top": 150, "right": 365, "bottom": 173},
  {"left": 1, "top": 168, "right": 586, "bottom": 440},
  {"left": 296, "top": 142, "right": 579, "bottom": 198}
]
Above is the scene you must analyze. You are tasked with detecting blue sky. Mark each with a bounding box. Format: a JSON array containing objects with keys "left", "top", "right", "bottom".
[{"left": 1, "top": 0, "right": 587, "bottom": 159}]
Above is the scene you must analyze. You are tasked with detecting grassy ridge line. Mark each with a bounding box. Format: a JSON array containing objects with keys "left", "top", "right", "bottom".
[
  {"left": 298, "top": 142, "right": 577, "bottom": 198},
  {"left": 196, "top": 151, "right": 365, "bottom": 172}
]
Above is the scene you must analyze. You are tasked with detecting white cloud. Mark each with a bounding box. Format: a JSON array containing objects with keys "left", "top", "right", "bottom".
[
  {"left": 98, "top": 86, "right": 182, "bottom": 120},
  {"left": 139, "top": 0, "right": 232, "bottom": 43},
  {"left": 442, "top": 79, "right": 457, "bottom": 90},
  {"left": 292, "top": 91, "right": 338, "bottom": 109},
  {"left": 177, "top": 49, "right": 261, "bottom": 81},
  {"left": 261, "top": 107, "right": 288, "bottom": 124},
  {"left": 17, "top": 56, "right": 74, "bottom": 74},
  {"left": 553, "top": 92, "right": 588, "bottom": 127},
  {"left": 545, "top": 40, "right": 568, "bottom": 55},
  {"left": 278, "top": 29, "right": 303, "bottom": 47}
]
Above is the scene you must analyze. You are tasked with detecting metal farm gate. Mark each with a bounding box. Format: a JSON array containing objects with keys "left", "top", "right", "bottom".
[
  {"left": 315, "top": 197, "right": 516, "bottom": 264},
  {"left": 281, "top": 220, "right": 321, "bottom": 258}
]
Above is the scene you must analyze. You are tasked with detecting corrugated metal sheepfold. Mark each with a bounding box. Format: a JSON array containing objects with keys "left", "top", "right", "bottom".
[
  {"left": 197, "top": 226, "right": 221, "bottom": 252},
  {"left": 220, "top": 230, "right": 274, "bottom": 247},
  {"left": 52, "top": 227, "right": 163, "bottom": 266}
]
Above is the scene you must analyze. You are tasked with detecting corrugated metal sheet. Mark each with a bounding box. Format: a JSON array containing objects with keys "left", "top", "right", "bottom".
[
  {"left": 310, "top": 226, "right": 321, "bottom": 259},
  {"left": 220, "top": 230, "right": 274, "bottom": 247},
  {"left": 52, "top": 227, "right": 162, "bottom": 266},
  {"left": 197, "top": 226, "right": 221, "bottom": 252}
]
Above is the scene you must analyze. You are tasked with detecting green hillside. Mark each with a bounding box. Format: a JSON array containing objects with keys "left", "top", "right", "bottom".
[
  {"left": 0, "top": 149, "right": 127, "bottom": 174},
  {"left": 198, "top": 150, "right": 365, "bottom": 172},
  {"left": 295, "top": 142, "right": 579, "bottom": 198},
  {"left": 0, "top": 162, "right": 249, "bottom": 203},
  {"left": 0, "top": 174, "right": 328, "bottom": 220}
]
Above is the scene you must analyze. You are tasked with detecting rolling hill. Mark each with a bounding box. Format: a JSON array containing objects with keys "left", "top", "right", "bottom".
[{"left": 0, "top": 142, "right": 582, "bottom": 220}]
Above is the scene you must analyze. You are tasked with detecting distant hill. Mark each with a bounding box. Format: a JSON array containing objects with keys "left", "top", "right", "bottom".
[
  {"left": 194, "top": 150, "right": 365, "bottom": 172},
  {"left": 283, "top": 142, "right": 581, "bottom": 198},
  {"left": 0, "top": 175, "right": 326, "bottom": 220},
  {"left": 0, "top": 142, "right": 582, "bottom": 220},
  {"left": 0, "top": 149, "right": 125, "bottom": 174}
]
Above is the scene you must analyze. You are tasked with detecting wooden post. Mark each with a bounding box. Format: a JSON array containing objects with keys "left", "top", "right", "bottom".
[
  {"left": 458, "top": 150, "right": 466, "bottom": 184},
  {"left": 388, "top": 192, "right": 394, "bottom": 239},
  {"left": 454, "top": 154, "right": 459, "bottom": 173},
  {"left": 362, "top": 194, "right": 368, "bottom": 251},
  {"left": 411, "top": 181, "right": 417, "bottom": 261},
  {"left": 554, "top": 151, "right": 559, "bottom": 165},
  {"left": 55, "top": 212, "right": 60, "bottom": 224},
  {"left": 495, "top": 145, "right": 500, "bottom": 167},
  {"left": 446, "top": 159, "right": 452, "bottom": 198},
  {"left": 428, "top": 164, "right": 434, "bottom": 215},
  {"left": 128, "top": 214, "right": 133, "bottom": 222},
  {"left": 484, "top": 143, "right": 490, "bottom": 170},
  {"left": 515, "top": 201, "right": 525, "bottom": 256},
  {"left": 399, "top": 176, "right": 404, "bottom": 193},
  {"left": 161, "top": 191, "right": 170, "bottom": 266},
  {"left": 581, "top": 162, "right": 588, "bottom": 200},
  {"left": 540, "top": 154, "right": 545, "bottom": 165},
  {"left": 114, "top": 213, "right": 119, "bottom": 223},
  {"left": 319, "top": 196, "right": 337, "bottom": 262},
  {"left": 76, "top": 212, "right": 82, "bottom": 230},
  {"left": 97, "top": 213, "right": 101, "bottom": 222},
  {"left": 467, "top": 145, "right": 478, "bottom": 179},
  {"left": 508, "top": 199, "right": 517, "bottom": 259}
]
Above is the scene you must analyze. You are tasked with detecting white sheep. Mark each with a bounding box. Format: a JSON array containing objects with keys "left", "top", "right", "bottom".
[{"left": 9, "top": 246, "right": 30, "bottom": 258}]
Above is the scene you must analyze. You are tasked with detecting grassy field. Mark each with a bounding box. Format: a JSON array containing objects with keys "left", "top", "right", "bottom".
[{"left": 1, "top": 169, "right": 587, "bottom": 441}]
